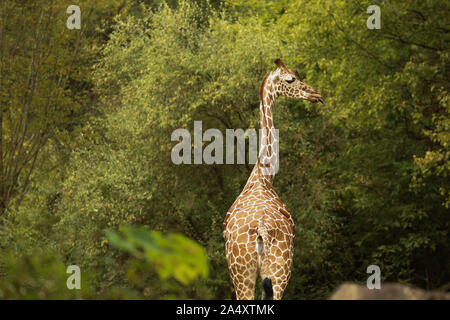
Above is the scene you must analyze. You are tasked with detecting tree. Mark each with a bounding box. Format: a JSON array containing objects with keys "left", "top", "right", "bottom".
[{"left": 0, "top": 0, "right": 125, "bottom": 217}]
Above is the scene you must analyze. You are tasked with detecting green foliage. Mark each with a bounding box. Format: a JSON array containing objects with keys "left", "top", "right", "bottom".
[
  {"left": 106, "top": 226, "right": 209, "bottom": 285},
  {"left": 275, "top": 0, "right": 450, "bottom": 296},
  {"left": 0, "top": 249, "right": 94, "bottom": 299},
  {"left": 0, "top": 0, "right": 127, "bottom": 216},
  {"left": 1, "top": 0, "right": 448, "bottom": 300},
  {"left": 0, "top": 228, "right": 209, "bottom": 299}
]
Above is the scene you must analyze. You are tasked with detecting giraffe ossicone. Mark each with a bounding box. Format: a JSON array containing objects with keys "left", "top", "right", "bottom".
[{"left": 223, "top": 58, "right": 323, "bottom": 300}]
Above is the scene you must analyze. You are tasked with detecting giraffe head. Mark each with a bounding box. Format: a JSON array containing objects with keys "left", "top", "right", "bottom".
[{"left": 266, "top": 58, "right": 324, "bottom": 104}]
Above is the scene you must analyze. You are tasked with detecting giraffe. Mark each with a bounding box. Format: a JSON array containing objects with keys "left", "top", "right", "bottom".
[{"left": 223, "top": 58, "right": 324, "bottom": 300}]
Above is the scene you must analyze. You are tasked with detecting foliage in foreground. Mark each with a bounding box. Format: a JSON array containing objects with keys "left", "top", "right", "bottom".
[{"left": 0, "top": 226, "right": 209, "bottom": 299}]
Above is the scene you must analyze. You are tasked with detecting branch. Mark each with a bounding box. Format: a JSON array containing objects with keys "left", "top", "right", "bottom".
[{"left": 329, "top": 13, "right": 394, "bottom": 70}]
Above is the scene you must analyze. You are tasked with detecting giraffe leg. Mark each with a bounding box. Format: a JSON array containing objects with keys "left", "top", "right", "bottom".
[
  {"left": 226, "top": 241, "right": 258, "bottom": 300},
  {"left": 260, "top": 258, "right": 292, "bottom": 299},
  {"left": 231, "top": 265, "right": 257, "bottom": 300},
  {"left": 259, "top": 237, "right": 293, "bottom": 300}
]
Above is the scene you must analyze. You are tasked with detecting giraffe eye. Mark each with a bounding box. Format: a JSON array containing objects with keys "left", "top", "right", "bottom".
[{"left": 286, "top": 78, "right": 295, "bottom": 84}]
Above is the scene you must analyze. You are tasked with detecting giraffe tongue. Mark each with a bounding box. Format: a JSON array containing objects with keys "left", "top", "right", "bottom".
[{"left": 317, "top": 97, "right": 324, "bottom": 104}]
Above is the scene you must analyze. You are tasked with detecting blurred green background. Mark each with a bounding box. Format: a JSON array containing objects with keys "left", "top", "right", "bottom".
[{"left": 0, "top": 0, "right": 448, "bottom": 299}]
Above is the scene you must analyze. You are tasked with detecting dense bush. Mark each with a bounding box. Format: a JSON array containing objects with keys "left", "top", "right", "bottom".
[{"left": 0, "top": 0, "right": 448, "bottom": 299}]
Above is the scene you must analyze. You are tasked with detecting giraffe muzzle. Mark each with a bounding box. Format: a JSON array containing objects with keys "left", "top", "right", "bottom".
[{"left": 309, "top": 93, "right": 324, "bottom": 104}]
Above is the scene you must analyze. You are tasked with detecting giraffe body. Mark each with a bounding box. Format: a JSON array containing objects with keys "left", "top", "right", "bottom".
[
  {"left": 223, "top": 165, "right": 295, "bottom": 300},
  {"left": 223, "top": 59, "right": 323, "bottom": 300}
]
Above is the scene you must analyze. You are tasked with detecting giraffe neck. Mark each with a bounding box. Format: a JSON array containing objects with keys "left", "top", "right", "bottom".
[{"left": 247, "top": 75, "right": 279, "bottom": 186}]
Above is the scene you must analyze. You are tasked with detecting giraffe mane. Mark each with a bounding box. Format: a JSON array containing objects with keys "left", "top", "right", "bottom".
[{"left": 259, "top": 73, "right": 270, "bottom": 101}]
